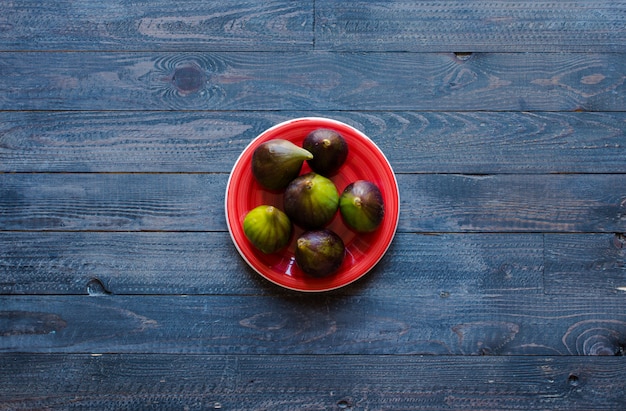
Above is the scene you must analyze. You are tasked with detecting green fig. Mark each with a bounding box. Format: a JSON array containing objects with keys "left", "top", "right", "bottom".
[
  {"left": 252, "top": 139, "right": 313, "bottom": 190},
  {"left": 295, "top": 229, "right": 345, "bottom": 277},
  {"left": 284, "top": 172, "right": 339, "bottom": 229},
  {"left": 303, "top": 128, "right": 348, "bottom": 176},
  {"left": 243, "top": 205, "right": 292, "bottom": 254},
  {"left": 339, "top": 180, "right": 385, "bottom": 233}
]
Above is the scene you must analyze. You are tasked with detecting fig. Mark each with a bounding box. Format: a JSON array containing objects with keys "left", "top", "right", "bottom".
[
  {"left": 339, "top": 180, "right": 385, "bottom": 232},
  {"left": 252, "top": 139, "right": 313, "bottom": 190},
  {"left": 284, "top": 172, "right": 339, "bottom": 229},
  {"left": 303, "top": 128, "right": 348, "bottom": 176},
  {"left": 243, "top": 205, "right": 292, "bottom": 254},
  {"left": 295, "top": 229, "right": 345, "bottom": 277}
]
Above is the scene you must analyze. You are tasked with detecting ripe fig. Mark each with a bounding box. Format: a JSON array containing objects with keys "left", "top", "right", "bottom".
[
  {"left": 284, "top": 172, "right": 339, "bottom": 229},
  {"left": 252, "top": 139, "right": 313, "bottom": 190},
  {"left": 295, "top": 229, "right": 345, "bottom": 277},
  {"left": 339, "top": 180, "right": 385, "bottom": 232},
  {"left": 303, "top": 128, "right": 348, "bottom": 176},
  {"left": 243, "top": 205, "right": 292, "bottom": 254}
]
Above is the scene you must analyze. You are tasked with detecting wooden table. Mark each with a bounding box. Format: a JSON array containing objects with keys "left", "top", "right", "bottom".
[{"left": 2, "top": 1, "right": 626, "bottom": 409}]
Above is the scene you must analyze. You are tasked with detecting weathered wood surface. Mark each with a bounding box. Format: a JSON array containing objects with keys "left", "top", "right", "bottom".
[
  {"left": 545, "top": 234, "right": 626, "bottom": 295},
  {"left": 1, "top": 111, "right": 625, "bottom": 174},
  {"left": 4, "top": 232, "right": 624, "bottom": 297},
  {"left": 316, "top": 0, "right": 626, "bottom": 52},
  {"left": 3, "top": 1, "right": 625, "bottom": 53},
  {"left": 2, "top": 0, "right": 626, "bottom": 409},
  {"left": 0, "top": 52, "right": 624, "bottom": 111},
  {"left": 2, "top": 173, "right": 624, "bottom": 233},
  {"left": 2, "top": 294, "right": 626, "bottom": 355},
  {"left": 0, "top": 354, "right": 626, "bottom": 411},
  {"left": 0, "top": 232, "right": 544, "bottom": 296},
  {"left": 2, "top": 354, "right": 625, "bottom": 410},
  {"left": 0, "top": 1, "right": 314, "bottom": 51}
]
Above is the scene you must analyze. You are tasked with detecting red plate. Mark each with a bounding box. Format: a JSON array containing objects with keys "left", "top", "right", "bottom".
[{"left": 225, "top": 117, "right": 400, "bottom": 292}]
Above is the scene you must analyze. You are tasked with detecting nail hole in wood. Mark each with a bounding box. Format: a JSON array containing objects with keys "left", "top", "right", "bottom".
[
  {"left": 86, "top": 278, "right": 111, "bottom": 296},
  {"left": 454, "top": 52, "right": 473, "bottom": 61},
  {"left": 568, "top": 374, "right": 580, "bottom": 387},
  {"left": 337, "top": 399, "right": 351, "bottom": 409}
]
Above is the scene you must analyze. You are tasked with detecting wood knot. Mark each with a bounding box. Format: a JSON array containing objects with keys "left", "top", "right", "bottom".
[
  {"left": 563, "top": 319, "right": 626, "bottom": 355},
  {"left": 172, "top": 65, "right": 205, "bottom": 94},
  {"left": 0, "top": 311, "right": 67, "bottom": 336},
  {"left": 452, "top": 321, "right": 519, "bottom": 355}
]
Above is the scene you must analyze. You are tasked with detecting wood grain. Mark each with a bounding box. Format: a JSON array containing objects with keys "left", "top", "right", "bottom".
[
  {"left": 2, "top": 294, "right": 626, "bottom": 355},
  {"left": 3, "top": 1, "right": 625, "bottom": 53},
  {"left": 316, "top": 1, "right": 626, "bottom": 52},
  {"left": 0, "top": 1, "right": 313, "bottom": 51},
  {"left": 545, "top": 234, "right": 626, "bottom": 295},
  {"left": 1, "top": 111, "right": 624, "bottom": 174},
  {"left": 2, "top": 354, "right": 625, "bottom": 410},
  {"left": 1, "top": 52, "right": 624, "bottom": 111},
  {"left": 400, "top": 174, "right": 626, "bottom": 233},
  {"left": 2, "top": 173, "right": 624, "bottom": 233},
  {"left": 0, "top": 232, "right": 543, "bottom": 296},
  {"left": 6, "top": 232, "right": 624, "bottom": 298},
  {"left": 0, "top": 173, "right": 226, "bottom": 231},
  {"left": 2, "top": 1, "right": 625, "bottom": 410}
]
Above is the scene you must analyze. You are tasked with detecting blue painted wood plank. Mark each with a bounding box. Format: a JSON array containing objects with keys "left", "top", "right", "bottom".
[
  {"left": 2, "top": 294, "right": 626, "bottom": 355},
  {"left": 1, "top": 354, "right": 625, "bottom": 409},
  {"left": 0, "top": 232, "right": 543, "bottom": 296},
  {"left": 0, "top": 52, "right": 623, "bottom": 111},
  {"left": 1, "top": 111, "right": 624, "bottom": 173},
  {"left": 316, "top": 0, "right": 626, "bottom": 52},
  {"left": 0, "top": 1, "right": 313, "bottom": 51},
  {"left": 545, "top": 233, "right": 626, "bottom": 295},
  {"left": 3, "top": 1, "right": 625, "bottom": 53},
  {"left": 1, "top": 174, "right": 624, "bottom": 233}
]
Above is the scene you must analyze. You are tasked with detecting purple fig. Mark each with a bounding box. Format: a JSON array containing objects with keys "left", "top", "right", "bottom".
[
  {"left": 295, "top": 229, "right": 345, "bottom": 277},
  {"left": 284, "top": 172, "right": 339, "bottom": 229},
  {"left": 339, "top": 180, "right": 384, "bottom": 232},
  {"left": 303, "top": 128, "right": 348, "bottom": 176},
  {"left": 252, "top": 139, "right": 313, "bottom": 190}
]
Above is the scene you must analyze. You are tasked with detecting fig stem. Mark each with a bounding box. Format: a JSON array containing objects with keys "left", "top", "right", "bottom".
[
  {"left": 353, "top": 197, "right": 362, "bottom": 208},
  {"left": 265, "top": 206, "right": 280, "bottom": 222},
  {"left": 322, "top": 138, "right": 332, "bottom": 148}
]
